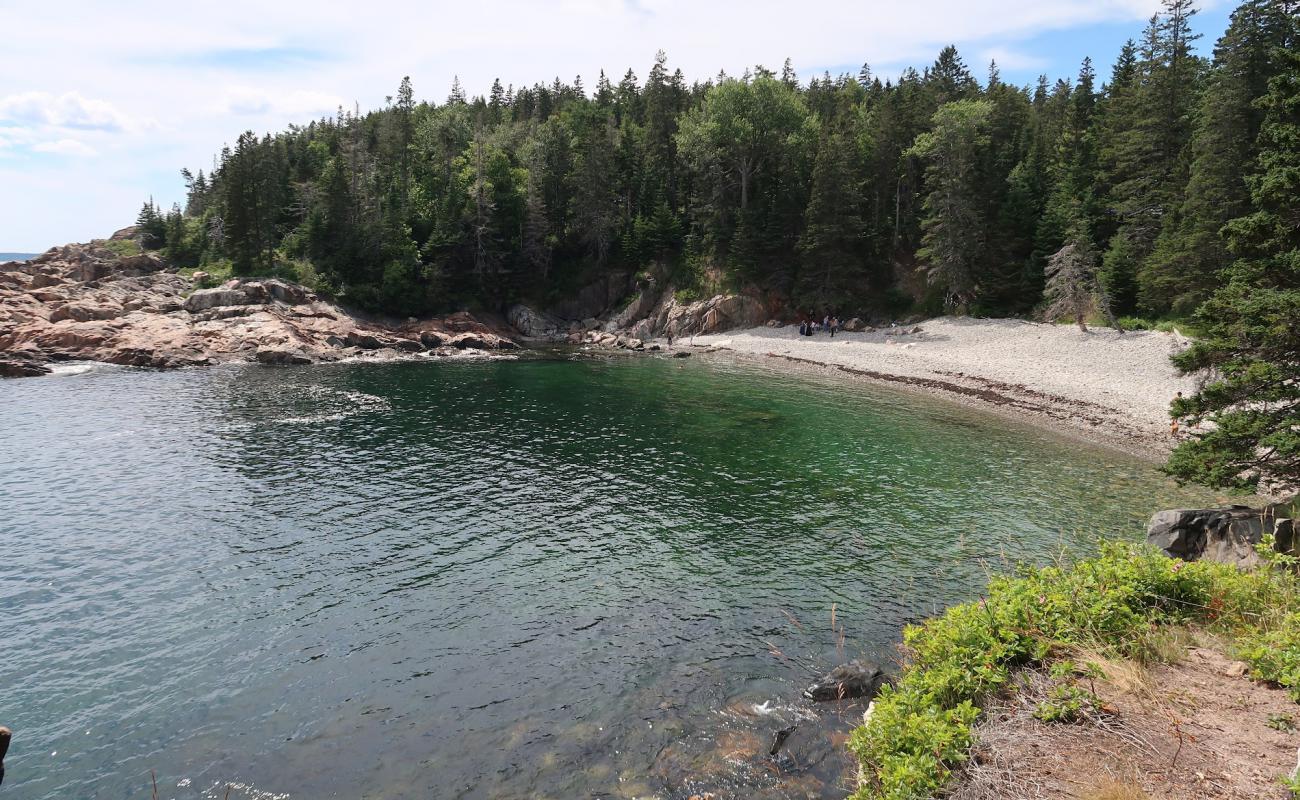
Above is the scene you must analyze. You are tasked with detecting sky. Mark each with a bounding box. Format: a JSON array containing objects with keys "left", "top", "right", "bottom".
[{"left": 0, "top": 0, "right": 1233, "bottom": 251}]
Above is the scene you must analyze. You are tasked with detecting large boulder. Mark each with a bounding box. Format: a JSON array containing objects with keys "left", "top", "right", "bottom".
[
  {"left": 507, "top": 304, "right": 565, "bottom": 339},
  {"left": 1147, "top": 504, "right": 1298, "bottom": 567},
  {"left": 183, "top": 287, "right": 250, "bottom": 313},
  {"left": 804, "top": 660, "right": 888, "bottom": 702},
  {"left": 116, "top": 253, "right": 168, "bottom": 276}
]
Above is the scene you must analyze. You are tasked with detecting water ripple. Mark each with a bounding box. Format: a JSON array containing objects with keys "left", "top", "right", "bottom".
[{"left": 0, "top": 356, "right": 1222, "bottom": 799}]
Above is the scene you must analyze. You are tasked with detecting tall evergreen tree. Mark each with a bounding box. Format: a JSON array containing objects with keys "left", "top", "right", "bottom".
[
  {"left": 1168, "top": 41, "right": 1300, "bottom": 487},
  {"left": 796, "top": 129, "right": 866, "bottom": 308},
  {"left": 908, "top": 100, "right": 993, "bottom": 309}
]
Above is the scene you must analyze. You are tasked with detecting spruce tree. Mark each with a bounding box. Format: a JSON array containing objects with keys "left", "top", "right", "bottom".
[
  {"left": 797, "top": 129, "right": 866, "bottom": 308},
  {"left": 908, "top": 100, "right": 992, "bottom": 310},
  {"left": 1167, "top": 41, "right": 1300, "bottom": 487},
  {"left": 1145, "top": 0, "right": 1297, "bottom": 314}
]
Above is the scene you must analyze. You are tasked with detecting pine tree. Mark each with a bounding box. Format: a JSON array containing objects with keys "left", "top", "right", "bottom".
[
  {"left": 1167, "top": 39, "right": 1300, "bottom": 487},
  {"left": 448, "top": 76, "right": 467, "bottom": 105},
  {"left": 1145, "top": 0, "right": 1297, "bottom": 314},
  {"left": 908, "top": 100, "right": 992, "bottom": 309},
  {"left": 797, "top": 129, "right": 866, "bottom": 308},
  {"left": 136, "top": 199, "right": 166, "bottom": 249}
]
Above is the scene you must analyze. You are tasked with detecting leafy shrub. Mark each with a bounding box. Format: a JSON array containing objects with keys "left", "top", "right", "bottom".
[
  {"left": 849, "top": 542, "right": 1298, "bottom": 800},
  {"left": 1034, "top": 684, "right": 1099, "bottom": 723},
  {"left": 1238, "top": 614, "right": 1300, "bottom": 701}
]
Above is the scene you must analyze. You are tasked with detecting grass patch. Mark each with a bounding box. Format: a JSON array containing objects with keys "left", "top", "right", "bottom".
[
  {"left": 96, "top": 238, "right": 142, "bottom": 258},
  {"left": 849, "top": 540, "right": 1300, "bottom": 800}
]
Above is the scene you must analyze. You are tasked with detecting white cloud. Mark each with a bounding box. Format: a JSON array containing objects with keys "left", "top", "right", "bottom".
[
  {"left": 978, "top": 47, "right": 1051, "bottom": 73},
  {"left": 0, "top": 91, "right": 143, "bottom": 133},
  {"left": 218, "top": 87, "right": 345, "bottom": 117},
  {"left": 32, "top": 138, "right": 98, "bottom": 157}
]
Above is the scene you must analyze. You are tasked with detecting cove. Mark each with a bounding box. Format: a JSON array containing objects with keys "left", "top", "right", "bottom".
[{"left": 0, "top": 353, "right": 1222, "bottom": 799}]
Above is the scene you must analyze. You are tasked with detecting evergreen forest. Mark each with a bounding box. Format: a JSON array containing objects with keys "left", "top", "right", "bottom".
[{"left": 138, "top": 0, "right": 1297, "bottom": 333}]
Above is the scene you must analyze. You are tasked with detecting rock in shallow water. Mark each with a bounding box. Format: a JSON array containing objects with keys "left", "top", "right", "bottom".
[{"left": 804, "top": 660, "right": 888, "bottom": 702}]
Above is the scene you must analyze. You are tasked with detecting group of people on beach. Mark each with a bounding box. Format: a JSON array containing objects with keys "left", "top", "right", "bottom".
[{"left": 799, "top": 315, "right": 842, "bottom": 337}]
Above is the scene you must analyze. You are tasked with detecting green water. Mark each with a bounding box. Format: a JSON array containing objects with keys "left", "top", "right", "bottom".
[{"left": 0, "top": 353, "right": 1223, "bottom": 799}]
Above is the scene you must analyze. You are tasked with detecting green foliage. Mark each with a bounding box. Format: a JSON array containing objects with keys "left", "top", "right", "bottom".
[
  {"left": 1033, "top": 683, "right": 1100, "bottom": 723},
  {"left": 1238, "top": 613, "right": 1300, "bottom": 701},
  {"left": 1267, "top": 712, "right": 1296, "bottom": 732},
  {"left": 98, "top": 238, "right": 142, "bottom": 258},
  {"left": 850, "top": 542, "right": 1300, "bottom": 800},
  {"left": 139, "top": 3, "right": 1289, "bottom": 336},
  {"left": 908, "top": 100, "right": 992, "bottom": 311},
  {"left": 1166, "top": 35, "right": 1300, "bottom": 489}
]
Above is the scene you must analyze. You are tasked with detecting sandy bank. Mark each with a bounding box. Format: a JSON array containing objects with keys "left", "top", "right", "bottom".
[{"left": 683, "top": 317, "right": 1197, "bottom": 461}]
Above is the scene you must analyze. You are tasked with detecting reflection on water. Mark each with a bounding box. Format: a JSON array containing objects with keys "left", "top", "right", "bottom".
[{"left": 0, "top": 355, "right": 1225, "bottom": 799}]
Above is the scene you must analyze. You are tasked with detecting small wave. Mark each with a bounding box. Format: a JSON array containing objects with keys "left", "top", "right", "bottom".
[
  {"left": 46, "top": 362, "right": 123, "bottom": 377},
  {"left": 278, "top": 413, "right": 349, "bottom": 425}
]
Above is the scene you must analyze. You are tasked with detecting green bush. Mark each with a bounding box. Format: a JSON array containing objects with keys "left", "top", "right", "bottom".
[
  {"left": 849, "top": 542, "right": 1297, "bottom": 800},
  {"left": 1238, "top": 614, "right": 1300, "bottom": 701}
]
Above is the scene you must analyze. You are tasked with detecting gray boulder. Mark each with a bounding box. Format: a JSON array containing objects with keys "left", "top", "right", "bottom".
[
  {"left": 805, "top": 660, "right": 888, "bottom": 702},
  {"left": 507, "top": 304, "right": 565, "bottom": 339},
  {"left": 1147, "top": 505, "right": 1298, "bottom": 567}
]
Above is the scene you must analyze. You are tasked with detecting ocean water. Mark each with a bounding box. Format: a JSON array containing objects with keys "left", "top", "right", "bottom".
[{"left": 0, "top": 353, "right": 1223, "bottom": 799}]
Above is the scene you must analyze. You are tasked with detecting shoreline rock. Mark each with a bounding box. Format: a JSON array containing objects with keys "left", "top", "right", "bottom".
[
  {"left": 0, "top": 243, "right": 519, "bottom": 377},
  {"left": 1147, "top": 501, "right": 1299, "bottom": 567}
]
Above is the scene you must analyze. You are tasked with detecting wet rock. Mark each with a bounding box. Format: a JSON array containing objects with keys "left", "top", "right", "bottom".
[
  {"left": 345, "top": 330, "right": 386, "bottom": 349},
  {"left": 419, "top": 330, "right": 452, "bottom": 348},
  {"left": 672, "top": 351, "right": 690, "bottom": 358},
  {"left": 0, "top": 356, "right": 51, "bottom": 377},
  {"left": 769, "top": 724, "right": 798, "bottom": 756},
  {"left": 255, "top": 346, "right": 313, "bottom": 365},
  {"left": 805, "top": 660, "right": 887, "bottom": 702}
]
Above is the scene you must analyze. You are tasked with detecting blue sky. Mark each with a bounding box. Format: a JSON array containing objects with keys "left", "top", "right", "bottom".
[{"left": 0, "top": 0, "right": 1234, "bottom": 251}]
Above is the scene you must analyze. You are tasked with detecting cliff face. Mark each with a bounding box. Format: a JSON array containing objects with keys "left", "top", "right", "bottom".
[{"left": 0, "top": 243, "right": 517, "bottom": 377}]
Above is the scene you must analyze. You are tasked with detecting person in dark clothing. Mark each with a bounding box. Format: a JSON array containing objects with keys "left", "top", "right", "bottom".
[{"left": 1, "top": 726, "right": 10, "bottom": 787}]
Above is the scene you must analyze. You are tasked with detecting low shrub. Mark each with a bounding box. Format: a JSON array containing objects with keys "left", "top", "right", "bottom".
[{"left": 849, "top": 541, "right": 1298, "bottom": 800}]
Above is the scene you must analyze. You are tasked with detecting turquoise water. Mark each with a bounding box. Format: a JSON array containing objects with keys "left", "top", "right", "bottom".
[{"left": 0, "top": 353, "right": 1222, "bottom": 799}]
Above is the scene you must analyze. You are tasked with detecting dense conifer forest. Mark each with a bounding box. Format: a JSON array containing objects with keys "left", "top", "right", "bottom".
[{"left": 138, "top": 0, "right": 1296, "bottom": 329}]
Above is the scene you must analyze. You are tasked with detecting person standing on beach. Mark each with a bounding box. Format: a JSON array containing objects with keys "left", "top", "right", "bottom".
[{"left": 1170, "top": 391, "right": 1183, "bottom": 437}]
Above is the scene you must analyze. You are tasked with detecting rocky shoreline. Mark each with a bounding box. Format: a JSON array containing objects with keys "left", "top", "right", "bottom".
[{"left": 0, "top": 242, "right": 519, "bottom": 377}]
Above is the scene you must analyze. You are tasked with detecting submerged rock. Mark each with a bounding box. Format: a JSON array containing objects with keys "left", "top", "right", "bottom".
[{"left": 804, "top": 660, "right": 888, "bottom": 702}]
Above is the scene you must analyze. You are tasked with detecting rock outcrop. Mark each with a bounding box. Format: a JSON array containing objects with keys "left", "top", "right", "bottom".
[
  {"left": 804, "top": 660, "right": 889, "bottom": 702},
  {"left": 0, "top": 242, "right": 518, "bottom": 377},
  {"left": 624, "top": 290, "right": 766, "bottom": 341},
  {"left": 506, "top": 304, "right": 567, "bottom": 340},
  {"left": 1147, "top": 503, "right": 1300, "bottom": 567}
]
